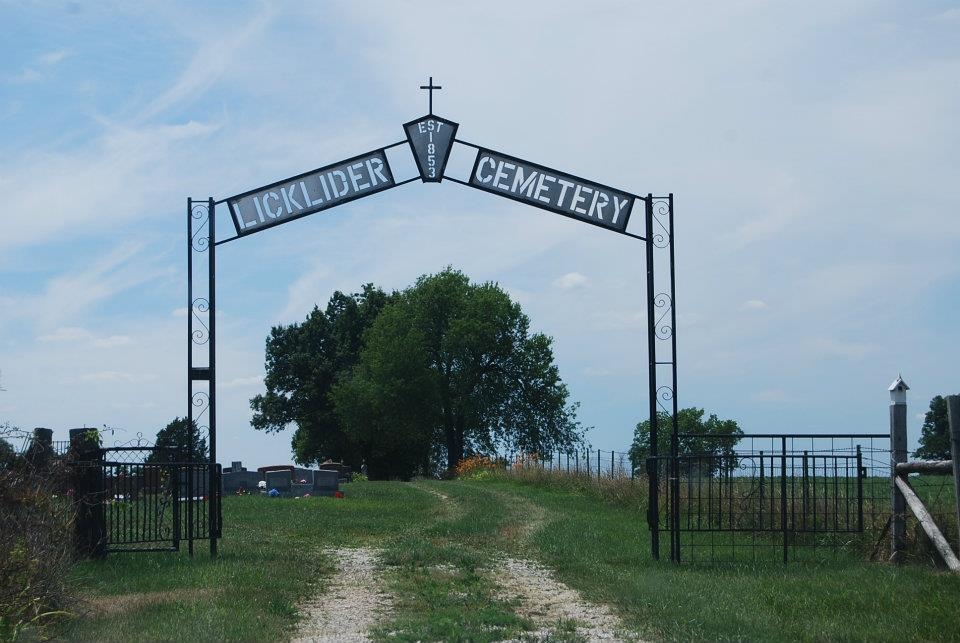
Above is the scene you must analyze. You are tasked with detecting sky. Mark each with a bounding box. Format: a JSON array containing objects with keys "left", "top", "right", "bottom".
[{"left": 1, "top": 1, "right": 958, "bottom": 467}]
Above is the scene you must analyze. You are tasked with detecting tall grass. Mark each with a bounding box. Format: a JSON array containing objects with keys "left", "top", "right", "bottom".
[{"left": 502, "top": 462, "right": 959, "bottom": 566}]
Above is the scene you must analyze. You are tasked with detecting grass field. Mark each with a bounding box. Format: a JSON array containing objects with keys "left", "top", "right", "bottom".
[{"left": 58, "top": 474, "right": 960, "bottom": 642}]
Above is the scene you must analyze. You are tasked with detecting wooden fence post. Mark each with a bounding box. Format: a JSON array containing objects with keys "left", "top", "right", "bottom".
[
  {"left": 947, "top": 394, "right": 960, "bottom": 554},
  {"left": 889, "top": 376, "right": 909, "bottom": 564}
]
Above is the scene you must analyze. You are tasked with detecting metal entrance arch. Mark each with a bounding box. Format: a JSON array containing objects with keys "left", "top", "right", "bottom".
[{"left": 187, "top": 80, "right": 678, "bottom": 557}]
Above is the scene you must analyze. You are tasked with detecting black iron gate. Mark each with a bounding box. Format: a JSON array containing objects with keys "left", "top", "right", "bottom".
[
  {"left": 657, "top": 433, "right": 891, "bottom": 563},
  {"left": 99, "top": 446, "right": 219, "bottom": 554}
]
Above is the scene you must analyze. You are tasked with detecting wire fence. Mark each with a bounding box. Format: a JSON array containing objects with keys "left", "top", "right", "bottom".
[{"left": 508, "top": 448, "right": 637, "bottom": 480}]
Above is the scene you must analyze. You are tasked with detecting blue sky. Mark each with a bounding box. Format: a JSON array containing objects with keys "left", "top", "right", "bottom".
[{"left": 1, "top": 1, "right": 958, "bottom": 466}]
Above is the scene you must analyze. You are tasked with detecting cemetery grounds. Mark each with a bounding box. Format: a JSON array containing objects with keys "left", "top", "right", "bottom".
[{"left": 58, "top": 473, "right": 960, "bottom": 642}]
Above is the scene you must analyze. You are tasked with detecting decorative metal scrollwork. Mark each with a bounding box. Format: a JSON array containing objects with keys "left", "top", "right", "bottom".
[
  {"left": 191, "top": 297, "right": 210, "bottom": 345},
  {"left": 191, "top": 391, "right": 210, "bottom": 424},
  {"left": 656, "top": 385, "right": 675, "bottom": 414},
  {"left": 652, "top": 198, "right": 671, "bottom": 249},
  {"left": 190, "top": 202, "right": 210, "bottom": 252},
  {"left": 111, "top": 432, "right": 151, "bottom": 449},
  {"left": 654, "top": 292, "right": 673, "bottom": 341}
]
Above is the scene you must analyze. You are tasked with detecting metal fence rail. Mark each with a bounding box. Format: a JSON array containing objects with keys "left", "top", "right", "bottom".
[
  {"left": 659, "top": 433, "right": 892, "bottom": 563},
  {"left": 99, "top": 447, "right": 217, "bottom": 554},
  {"left": 513, "top": 449, "right": 637, "bottom": 480}
]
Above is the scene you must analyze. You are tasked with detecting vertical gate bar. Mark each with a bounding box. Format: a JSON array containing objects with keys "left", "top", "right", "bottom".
[
  {"left": 208, "top": 196, "right": 218, "bottom": 557},
  {"left": 781, "top": 436, "right": 788, "bottom": 563},
  {"left": 171, "top": 459, "right": 180, "bottom": 549},
  {"left": 188, "top": 464, "right": 194, "bottom": 555},
  {"left": 668, "top": 194, "right": 680, "bottom": 562},
  {"left": 790, "top": 451, "right": 796, "bottom": 536},
  {"left": 644, "top": 195, "right": 660, "bottom": 560},
  {"left": 845, "top": 455, "right": 850, "bottom": 531},
  {"left": 856, "top": 445, "right": 864, "bottom": 532},
  {"left": 812, "top": 456, "right": 818, "bottom": 534},
  {"left": 832, "top": 457, "right": 838, "bottom": 532},
  {"left": 759, "top": 451, "right": 764, "bottom": 530},
  {"left": 802, "top": 451, "right": 809, "bottom": 532}
]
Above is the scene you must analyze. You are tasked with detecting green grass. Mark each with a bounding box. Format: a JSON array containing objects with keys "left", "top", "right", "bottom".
[{"left": 56, "top": 475, "right": 960, "bottom": 642}]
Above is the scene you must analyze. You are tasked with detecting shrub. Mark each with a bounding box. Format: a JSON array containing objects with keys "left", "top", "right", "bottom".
[
  {"left": 0, "top": 434, "right": 75, "bottom": 640},
  {"left": 454, "top": 455, "right": 502, "bottom": 479}
]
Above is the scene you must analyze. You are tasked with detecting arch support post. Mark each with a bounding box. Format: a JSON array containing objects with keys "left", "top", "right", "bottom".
[{"left": 187, "top": 197, "right": 220, "bottom": 557}]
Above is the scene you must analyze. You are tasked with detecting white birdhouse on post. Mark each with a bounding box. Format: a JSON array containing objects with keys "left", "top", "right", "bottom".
[
  {"left": 888, "top": 373, "right": 909, "bottom": 563},
  {"left": 889, "top": 374, "right": 909, "bottom": 405}
]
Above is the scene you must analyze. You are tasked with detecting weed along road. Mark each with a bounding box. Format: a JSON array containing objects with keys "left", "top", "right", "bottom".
[{"left": 63, "top": 476, "right": 960, "bottom": 642}]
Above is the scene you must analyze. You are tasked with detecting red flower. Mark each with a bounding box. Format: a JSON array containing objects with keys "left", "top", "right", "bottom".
[{"left": 334, "top": 491, "right": 344, "bottom": 499}]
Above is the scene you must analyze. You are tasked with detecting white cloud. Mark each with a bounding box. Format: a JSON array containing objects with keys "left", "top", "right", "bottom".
[
  {"left": 7, "top": 49, "right": 72, "bottom": 84},
  {"left": 589, "top": 311, "right": 646, "bottom": 331},
  {"left": 136, "top": 7, "right": 275, "bottom": 121},
  {"left": 553, "top": 272, "right": 590, "bottom": 290},
  {"left": 35, "top": 327, "right": 133, "bottom": 349},
  {"left": 584, "top": 366, "right": 613, "bottom": 377},
  {"left": 809, "top": 338, "right": 876, "bottom": 360},
  {"left": 220, "top": 376, "right": 264, "bottom": 390},
  {"left": 37, "top": 327, "right": 92, "bottom": 343},
  {"left": 9, "top": 241, "right": 172, "bottom": 331},
  {"left": 91, "top": 335, "right": 134, "bottom": 348},
  {"left": 934, "top": 7, "right": 960, "bottom": 21},
  {"left": 38, "top": 50, "right": 71, "bottom": 67},
  {"left": 751, "top": 388, "right": 792, "bottom": 403},
  {"left": 742, "top": 299, "right": 768, "bottom": 310},
  {"left": 79, "top": 371, "right": 134, "bottom": 383}
]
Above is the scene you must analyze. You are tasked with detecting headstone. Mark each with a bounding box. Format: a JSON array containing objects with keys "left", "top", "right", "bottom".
[
  {"left": 266, "top": 469, "right": 292, "bottom": 493},
  {"left": 294, "top": 467, "right": 313, "bottom": 484},
  {"left": 312, "top": 469, "right": 339, "bottom": 496},
  {"left": 319, "top": 463, "right": 353, "bottom": 481},
  {"left": 222, "top": 470, "right": 260, "bottom": 494},
  {"left": 291, "top": 483, "right": 312, "bottom": 497}
]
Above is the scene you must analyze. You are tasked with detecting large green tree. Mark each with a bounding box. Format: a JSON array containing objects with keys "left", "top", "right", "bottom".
[
  {"left": 250, "top": 284, "right": 393, "bottom": 467},
  {"left": 915, "top": 395, "right": 950, "bottom": 460},
  {"left": 629, "top": 407, "right": 743, "bottom": 477},
  {"left": 146, "top": 417, "right": 207, "bottom": 463},
  {"left": 332, "top": 268, "right": 583, "bottom": 477}
]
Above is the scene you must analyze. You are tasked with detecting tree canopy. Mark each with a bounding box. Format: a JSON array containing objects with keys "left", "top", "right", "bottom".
[
  {"left": 250, "top": 284, "right": 392, "bottom": 467},
  {"left": 915, "top": 395, "right": 950, "bottom": 460},
  {"left": 146, "top": 417, "right": 207, "bottom": 463},
  {"left": 629, "top": 407, "right": 743, "bottom": 476},
  {"left": 252, "top": 269, "right": 583, "bottom": 479},
  {"left": 332, "top": 269, "right": 583, "bottom": 477}
]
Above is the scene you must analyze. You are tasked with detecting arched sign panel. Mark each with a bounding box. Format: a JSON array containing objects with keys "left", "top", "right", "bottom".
[{"left": 187, "top": 80, "right": 678, "bottom": 559}]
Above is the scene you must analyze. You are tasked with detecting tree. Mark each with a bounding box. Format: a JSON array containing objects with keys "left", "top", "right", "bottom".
[
  {"left": 915, "top": 395, "right": 950, "bottom": 460},
  {"left": 332, "top": 268, "right": 583, "bottom": 478},
  {"left": 629, "top": 407, "right": 743, "bottom": 477},
  {"left": 146, "top": 417, "right": 207, "bottom": 463},
  {"left": 250, "top": 284, "right": 393, "bottom": 467}
]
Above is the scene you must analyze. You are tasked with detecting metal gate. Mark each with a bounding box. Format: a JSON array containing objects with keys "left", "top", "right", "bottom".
[
  {"left": 99, "top": 446, "right": 219, "bottom": 554},
  {"left": 658, "top": 433, "right": 891, "bottom": 563}
]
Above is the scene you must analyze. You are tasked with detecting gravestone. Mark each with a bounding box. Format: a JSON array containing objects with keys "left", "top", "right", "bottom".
[
  {"left": 265, "top": 469, "right": 292, "bottom": 494},
  {"left": 312, "top": 469, "right": 339, "bottom": 497},
  {"left": 291, "top": 483, "right": 313, "bottom": 496},
  {"left": 293, "top": 467, "right": 313, "bottom": 484},
  {"left": 319, "top": 462, "right": 352, "bottom": 482},
  {"left": 221, "top": 470, "right": 260, "bottom": 494}
]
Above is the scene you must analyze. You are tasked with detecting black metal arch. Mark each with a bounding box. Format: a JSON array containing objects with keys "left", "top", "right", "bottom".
[{"left": 187, "top": 110, "right": 677, "bottom": 559}]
